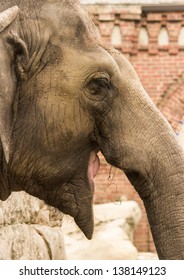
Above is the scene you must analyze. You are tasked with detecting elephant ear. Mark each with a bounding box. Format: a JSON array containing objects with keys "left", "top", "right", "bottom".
[
  {"left": 0, "top": 6, "right": 28, "bottom": 200},
  {"left": 0, "top": 6, "right": 28, "bottom": 164}
]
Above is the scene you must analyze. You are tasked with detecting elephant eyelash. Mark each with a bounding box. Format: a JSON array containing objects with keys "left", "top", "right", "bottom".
[
  {"left": 94, "top": 78, "right": 110, "bottom": 88},
  {"left": 88, "top": 77, "right": 111, "bottom": 94}
]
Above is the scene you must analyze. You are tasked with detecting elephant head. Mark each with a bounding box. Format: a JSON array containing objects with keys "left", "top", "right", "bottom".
[{"left": 0, "top": 1, "right": 184, "bottom": 259}]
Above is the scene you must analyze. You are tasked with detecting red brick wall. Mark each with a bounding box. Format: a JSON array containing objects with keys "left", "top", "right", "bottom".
[{"left": 84, "top": 4, "right": 184, "bottom": 253}]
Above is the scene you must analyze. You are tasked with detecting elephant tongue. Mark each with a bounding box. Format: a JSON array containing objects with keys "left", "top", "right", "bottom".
[{"left": 87, "top": 151, "right": 100, "bottom": 183}]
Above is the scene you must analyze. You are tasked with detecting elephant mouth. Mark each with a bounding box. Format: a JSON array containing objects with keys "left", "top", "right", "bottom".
[
  {"left": 73, "top": 150, "right": 100, "bottom": 239},
  {"left": 87, "top": 151, "right": 100, "bottom": 184}
]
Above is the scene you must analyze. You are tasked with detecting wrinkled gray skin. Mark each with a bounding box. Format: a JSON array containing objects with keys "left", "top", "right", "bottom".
[{"left": 0, "top": 0, "right": 184, "bottom": 259}]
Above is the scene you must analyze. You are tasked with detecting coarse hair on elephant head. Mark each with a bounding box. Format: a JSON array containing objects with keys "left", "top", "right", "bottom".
[{"left": 0, "top": 0, "right": 184, "bottom": 260}]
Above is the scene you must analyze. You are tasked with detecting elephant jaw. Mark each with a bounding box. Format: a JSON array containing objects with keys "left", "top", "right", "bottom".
[{"left": 70, "top": 151, "right": 100, "bottom": 240}]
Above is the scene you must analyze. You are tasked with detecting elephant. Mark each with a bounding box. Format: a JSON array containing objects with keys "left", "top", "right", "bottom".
[{"left": 0, "top": 0, "right": 184, "bottom": 260}]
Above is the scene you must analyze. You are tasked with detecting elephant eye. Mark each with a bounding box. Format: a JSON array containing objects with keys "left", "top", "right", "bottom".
[{"left": 88, "top": 77, "right": 110, "bottom": 95}]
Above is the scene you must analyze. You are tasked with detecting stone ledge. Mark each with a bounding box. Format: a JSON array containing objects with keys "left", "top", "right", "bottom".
[
  {"left": 0, "top": 224, "right": 66, "bottom": 260},
  {"left": 0, "top": 191, "right": 63, "bottom": 227}
]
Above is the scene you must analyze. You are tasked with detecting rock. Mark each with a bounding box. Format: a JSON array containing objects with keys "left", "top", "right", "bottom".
[
  {"left": 0, "top": 207, "right": 4, "bottom": 224},
  {"left": 94, "top": 201, "right": 141, "bottom": 224},
  {"left": 94, "top": 201, "right": 142, "bottom": 242},
  {"left": 137, "top": 252, "right": 158, "bottom": 260},
  {"left": 0, "top": 191, "right": 66, "bottom": 260},
  {"left": 0, "top": 192, "right": 142, "bottom": 260},
  {"left": 0, "top": 191, "right": 63, "bottom": 227},
  {"left": 0, "top": 224, "right": 66, "bottom": 260},
  {"left": 63, "top": 201, "right": 142, "bottom": 260}
]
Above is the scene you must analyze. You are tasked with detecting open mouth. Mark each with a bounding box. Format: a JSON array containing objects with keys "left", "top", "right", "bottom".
[
  {"left": 73, "top": 150, "right": 100, "bottom": 239},
  {"left": 50, "top": 149, "right": 100, "bottom": 240},
  {"left": 87, "top": 151, "right": 100, "bottom": 184}
]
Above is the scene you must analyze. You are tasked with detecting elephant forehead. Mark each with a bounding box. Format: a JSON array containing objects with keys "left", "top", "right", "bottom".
[{"left": 42, "top": 1, "right": 100, "bottom": 47}]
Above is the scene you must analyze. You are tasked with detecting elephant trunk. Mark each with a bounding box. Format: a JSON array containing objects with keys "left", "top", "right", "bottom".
[
  {"left": 96, "top": 51, "right": 184, "bottom": 259},
  {"left": 124, "top": 123, "right": 184, "bottom": 259}
]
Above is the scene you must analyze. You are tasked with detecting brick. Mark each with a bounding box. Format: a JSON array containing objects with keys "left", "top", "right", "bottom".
[
  {"left": 99, "top": 13, "right": 115, "bottom": 21},
  {"left": 167, "top": 13, "right": 183, "bottom": 21},
  {"left": 99, "top": 22, "right": 114, "bottom": 36},
  {"left": 120, "top": 13, "right": 141, "bottom": 21},
  {"left": 147, "top": 13, "right": 162, "bottom": 22},
  {"left": 148, "top": 48, "right": 159, "bottom": 55},
  {"left": 147, "top": 22, "right": 161, "bottom": 39},
  {"left": 169, "top": 47, "right": 179, "bottom": 55},
  {"left": 167, "top": 22, "right": 181, "bottom": 39}
]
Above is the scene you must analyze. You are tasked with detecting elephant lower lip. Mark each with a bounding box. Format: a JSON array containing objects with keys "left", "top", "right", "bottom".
[
  {"left": 87, "top": 151, "right": 100, "bottom": 183},
  {"left": 74, "top": 216, "right": 93, "bottom": 240}
]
